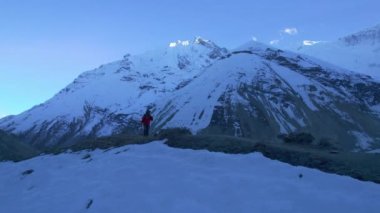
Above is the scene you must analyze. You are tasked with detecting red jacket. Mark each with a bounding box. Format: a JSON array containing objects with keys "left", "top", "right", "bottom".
[{"left": 141, "top": 114, "right": 153, "bottom": 125}]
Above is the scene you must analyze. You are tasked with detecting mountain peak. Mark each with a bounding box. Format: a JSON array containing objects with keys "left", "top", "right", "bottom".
[
  {"left": 168, "top": 40, "right": 191, "bottom": 48},
  {"left": 194, "top": 36, "right": 209, "bottom": 44},
  {"left": 167, "top": 36, "right": 217, "bottom": 49},
  {"left": 162, "top": 37, "right": 227, "bottom": 62}
]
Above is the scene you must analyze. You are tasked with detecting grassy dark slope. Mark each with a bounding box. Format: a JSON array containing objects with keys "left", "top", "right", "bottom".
[
  {"left": 70, "top": 134, "right": 156, "bottom": 151},
  {"left": 161, "top": 128, "right": 380, "bottom": 184},
  {"left": 0, "top": 130, "right": 40, "bottom": 162},
  {"left": 253, "top": 142, "right": 380, "bottom": 184},
  {"left": 44, "top": 134, "right": 158, "bottom": 154},
  {"left": 2, "top": 127, "right": 379, "bottom": 184},
  {"left": 165, "top": 134, "right": 257, "bottom": 154},
  {"left": 50, "top": 128, "right": 380, "bottom": 184}
]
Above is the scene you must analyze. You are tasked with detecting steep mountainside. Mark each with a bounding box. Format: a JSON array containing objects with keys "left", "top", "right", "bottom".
[
  {"left": 1, "top": 39, "right": 380, "bottom": 151},
  {"left": 297, "top": 24, "right": 380, "bottom": 79}
]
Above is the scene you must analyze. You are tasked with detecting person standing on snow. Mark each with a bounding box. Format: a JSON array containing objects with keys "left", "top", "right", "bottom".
[{"left": 141, "top": 109, "right": 153, "bottom": 136}]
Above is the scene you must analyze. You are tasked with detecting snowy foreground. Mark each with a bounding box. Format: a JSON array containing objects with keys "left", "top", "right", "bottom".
[{"left": 1, "top": 141, "right": 380, "bottom": 213}]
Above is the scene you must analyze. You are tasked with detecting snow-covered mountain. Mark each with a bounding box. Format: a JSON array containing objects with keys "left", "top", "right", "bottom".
[
  {"left": 1, "top": 38, "right": 380, "bottom": 151},
  {"left": 296, "top": 24, "right": 380, "bottom": 79},
  {"left": 0, "top": 37, "right": 227, "bottom": 147},
  {"left": 1, "top": 141, "right": 380, "bottom": 213},
  {"left": 155, "top": 42, "right": 380, "bottom": 151}
]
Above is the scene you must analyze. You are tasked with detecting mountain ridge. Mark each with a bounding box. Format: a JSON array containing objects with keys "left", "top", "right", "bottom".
[
  {"left": 1, "top": 39, "right": 380, "bottom": 151},
  {"left": 339, "top": 24, "right": 380, "bottom": 46}
]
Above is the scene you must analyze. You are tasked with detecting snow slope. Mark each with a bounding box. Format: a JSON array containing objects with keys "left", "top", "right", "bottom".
[
  {"left": 297, "top": 24, "right": 380, "bottom": 80},
  {"left": 0, "top": 141, "right": 379, "bottom": 213}
]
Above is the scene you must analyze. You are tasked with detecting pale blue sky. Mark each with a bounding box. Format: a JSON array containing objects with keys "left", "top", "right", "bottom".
[{"left": 1, "top": 0, "right": 379, "bottom": 118}]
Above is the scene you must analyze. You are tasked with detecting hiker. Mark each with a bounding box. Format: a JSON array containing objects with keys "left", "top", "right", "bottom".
[{"left": 141, "top": 109, "right": 153, "bottom": 136}]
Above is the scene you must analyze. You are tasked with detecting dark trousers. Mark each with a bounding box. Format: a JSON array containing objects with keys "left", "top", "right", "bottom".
[{"left": 143, "top": 125, "right": 150, "bottom": 136}]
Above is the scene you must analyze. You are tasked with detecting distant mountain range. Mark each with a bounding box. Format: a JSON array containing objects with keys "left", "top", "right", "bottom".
[
  {"left": 295, "top": 24, "right": 380, "bottom": 79},
  {"left": 1, "top": 28, "right": 380, "bottom": 151}
]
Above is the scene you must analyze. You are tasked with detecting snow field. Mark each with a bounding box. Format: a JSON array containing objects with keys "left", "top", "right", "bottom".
[{"left": 1, "top": 141, "right": 380, "bottom": 213}]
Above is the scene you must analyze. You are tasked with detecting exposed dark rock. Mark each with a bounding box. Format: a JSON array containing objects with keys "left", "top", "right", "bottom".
[{"left": 22, "top": 169, "right": 34, "bottom": 176}]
